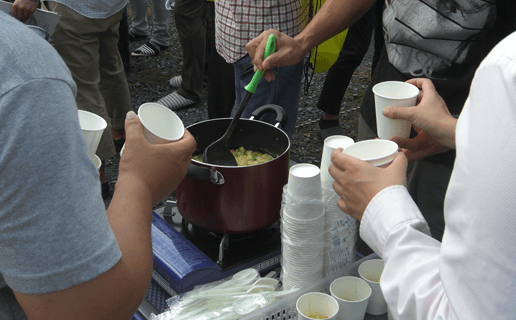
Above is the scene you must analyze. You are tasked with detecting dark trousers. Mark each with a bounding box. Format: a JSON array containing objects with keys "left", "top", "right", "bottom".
[
  {"left": 317, "top": 2, "right": 383, "bottom": 116},
  {"left": 204, "top": 1, "right": 235, "bottom": 119},
  {"left": 118, "top": 7, "right": 131, "bottom": 73},
  {"left": 174, "top": 0, "right": 206, "bottom": 102}
]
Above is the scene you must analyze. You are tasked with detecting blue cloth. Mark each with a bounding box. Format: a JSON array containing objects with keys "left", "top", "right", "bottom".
[{"left": 231, "top": 54, "right": 303, "bottom": 139}]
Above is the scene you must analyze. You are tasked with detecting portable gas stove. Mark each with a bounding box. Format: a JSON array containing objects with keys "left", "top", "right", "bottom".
[{"left": 135, "top": 200, "right": 282, "bottom": 318}]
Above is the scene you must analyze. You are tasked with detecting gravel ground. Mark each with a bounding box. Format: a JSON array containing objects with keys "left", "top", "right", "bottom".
[{"left": 103, "top": 7, "right": 374, "bottom": 207}]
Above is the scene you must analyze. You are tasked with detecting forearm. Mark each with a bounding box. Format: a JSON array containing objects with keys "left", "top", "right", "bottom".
[
  {"left": 107, "top": 175, "right": 155, "bottom": 286},
  {"left": 295, "top": 0, "right": 375, "bottom": 56},
  {"left": 436, "top": 116, "right": 457, "bottom": 150}
]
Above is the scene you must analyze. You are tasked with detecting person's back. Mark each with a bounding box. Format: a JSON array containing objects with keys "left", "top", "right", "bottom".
[
  {"left": 0, "top": 12, "right": 111, "bottom": 320},
  {"left": 0, "top": 10, "right": 197, "bottom": 320}
]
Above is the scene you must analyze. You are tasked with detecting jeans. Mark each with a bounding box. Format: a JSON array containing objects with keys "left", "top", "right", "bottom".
[{"left": 232, "top": 55, "right": 303, "bottom": 138}]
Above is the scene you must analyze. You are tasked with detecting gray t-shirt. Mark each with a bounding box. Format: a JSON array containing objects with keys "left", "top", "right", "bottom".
[
  {"left": 0, "top": 12, "right": 121, "bottom": 319},
  {"left": 46, "top": 0, "right": 127, "bottom": 19}
]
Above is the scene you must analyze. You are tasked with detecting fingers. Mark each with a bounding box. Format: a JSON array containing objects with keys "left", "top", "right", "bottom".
[
  {"left": 247, "top": 32, "right": 270, "bottom": 71},
  {"left": 11, "top": 1, "right": 36, "bottom": 22},
  {"left": 124, "top": 111, "right": 145, "bottom": 141},
  {"left": 382, "top": 105, "right": 417, "bottom": 122},
  {"left": 263, "top": 70, "right": 276, "bottom": 82},
  {"left": 172, "top": 129, "right": 197, "bottom": 155},
  {"left": 390, "top": 152, "right": 408, "bottom": 172},
  {"left": 389, "top": 136, "right": 414, "bottom": 150}
]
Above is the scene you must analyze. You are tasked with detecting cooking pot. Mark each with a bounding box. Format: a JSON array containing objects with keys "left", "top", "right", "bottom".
[{"left": 177, "top": 105, "right": 290, "bottom": 234}]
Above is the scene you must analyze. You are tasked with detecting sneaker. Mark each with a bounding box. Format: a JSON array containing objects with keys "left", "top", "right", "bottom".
[
  {"left": 128, "top": 30, "right": 147, "bottom": 41},
  {"left": 169, "top": 75, "right": 182, "bottom": 87},
  {"left": 157, "top": 91, "right": 198, "bottom": 110},
  {"left": 131, "top": 41, "right": 169, "bottom": 57}
]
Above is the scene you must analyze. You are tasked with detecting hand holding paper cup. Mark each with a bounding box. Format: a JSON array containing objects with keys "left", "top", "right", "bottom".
[
  {"left": 373, "top": 81, "right": 419, "bottom": 139},
  {"left": 343, "top": 139, "right": 398, "bottom": 168}
]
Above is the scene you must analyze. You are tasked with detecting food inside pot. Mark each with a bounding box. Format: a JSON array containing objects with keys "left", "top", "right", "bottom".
[{"left": 193, "top": 147, "right": 274, "bottom": 166}]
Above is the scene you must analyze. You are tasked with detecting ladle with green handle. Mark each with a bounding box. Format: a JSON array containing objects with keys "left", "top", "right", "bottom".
[{"left": 202, "top": 34, "right": 276, "bottom": 166}]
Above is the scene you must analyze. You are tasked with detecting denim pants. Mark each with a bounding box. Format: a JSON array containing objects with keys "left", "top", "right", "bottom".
[{"left": 232, "top": 55, "right": 303, "bottom": 139}]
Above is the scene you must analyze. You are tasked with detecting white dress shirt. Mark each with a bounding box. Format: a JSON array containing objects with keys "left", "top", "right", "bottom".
[{"left": 360, "top": 31, "right": 516, "bottom": 319}]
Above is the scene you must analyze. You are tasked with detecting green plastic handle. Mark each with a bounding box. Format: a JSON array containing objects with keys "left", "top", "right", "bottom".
[{"left": 244, "top": 34, "right": 276, "bottom": 94}]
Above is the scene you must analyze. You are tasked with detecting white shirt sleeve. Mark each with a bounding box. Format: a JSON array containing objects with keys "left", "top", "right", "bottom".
[{"left": 359, "top": 32, "right": 516, "bottom": 319}]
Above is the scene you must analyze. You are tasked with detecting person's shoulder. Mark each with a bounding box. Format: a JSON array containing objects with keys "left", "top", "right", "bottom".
[
  {"left": 488, "top": 31, "right": 516, "bottom": 62},
  {"left": 0, "top": 12, "right": 74, "bottom": 90}
]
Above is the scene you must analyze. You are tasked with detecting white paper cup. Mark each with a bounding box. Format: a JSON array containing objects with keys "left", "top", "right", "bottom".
[
  {"left": 343, "top": 139, "right": 398, "bottom": 167},
  {"left": 91, "top": 154, "right": 101, "bottom": 171},
  {"left": 138, "top": 102, "right": 185, "bottom": 144},
  {"left": 78, "top": 110, "right": 107, "bottom": 159},
  {"left": 330, "top": 276, "right": 371, "bottom": 320},
  {"left": 282, "top": 201, "right": 325, "bottom": 221},
  {"left": 296, "top": 292, "right": 339, "bottom": 320},
  {"left": 373, "top": 81, "right": 419, "bottom": 139},
  {"left": 358, "top": 259, "right": 387, "bottom": 315},
  {"left": 320, "top": 136, "right": 354, "bottom": 190},
  {"left": 287, "top": 164, "right": 322, "bottom": 200}
]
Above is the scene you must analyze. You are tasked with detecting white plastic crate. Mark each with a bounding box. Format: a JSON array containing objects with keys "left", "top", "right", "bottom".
[{"left": 240, "top": 254, "right": 387, "bottom": 320}]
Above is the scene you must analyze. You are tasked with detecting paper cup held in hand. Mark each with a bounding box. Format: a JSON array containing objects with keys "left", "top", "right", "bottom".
[
  {"left": 287, "top": 163, "right": 322, "bottom": 200},
  {"left": 373, "top": 81, "right": 419, "bottom": 139},
  {"left": 78, "top": 110, "right": 107, "bottom": 159},
  {"left": 320, "top": 135, "right": 354, "bottom": 190},
  {"left": 330, "top": 276, "right": 371, "bottom": 320},
  {"left": 343, "top": 139, "right": 398, "bottom": 167},
  {"left": 358, "top": 259, "right": 387, "bottom": 315},
  {"left": 138, "top": 102, "right": 185, "bottom": 144},
  {"left": 296, "top": 292, "right": 339, "bottom": 320},
  {"left": 91, "top": 154, "right": 101, "bottom": 171}
]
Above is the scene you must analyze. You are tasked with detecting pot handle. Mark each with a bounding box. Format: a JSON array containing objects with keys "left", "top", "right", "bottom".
[
  {"left": 249, "top": 104, "right": 288, "bottom": 129},
  {"left": 186, "top": 163, "right": 225, "bottom": 185}
]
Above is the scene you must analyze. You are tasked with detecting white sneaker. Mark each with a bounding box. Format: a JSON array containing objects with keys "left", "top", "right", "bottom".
[
  {"left": 157, "top": 91, "right": 197, "bottom": 110},
  {"left": 169, "top": 75, "right": 182, "bottom": 87}
]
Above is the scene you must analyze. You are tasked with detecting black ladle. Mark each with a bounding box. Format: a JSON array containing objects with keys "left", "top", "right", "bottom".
[{"left": 202, "top": 34, "right": 277, "bottom": 166}]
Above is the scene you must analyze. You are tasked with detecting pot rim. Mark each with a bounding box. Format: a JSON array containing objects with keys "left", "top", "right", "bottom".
[{"left": 187, "top": 117, "right": 291, "bottom": 169}]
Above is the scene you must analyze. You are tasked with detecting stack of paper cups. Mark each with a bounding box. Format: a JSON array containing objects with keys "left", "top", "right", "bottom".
[
  {"left": 322, "top": 189, "right": 357, "bottom": 276},
  {"left": 320, "top": 136, "right": 355, "bottom": 191},
  {"left": 319, "top": 136, "right": 358, "bottom": 276},
  {"left": 281, "top": 164, "right": 325, "bottom": 290}
]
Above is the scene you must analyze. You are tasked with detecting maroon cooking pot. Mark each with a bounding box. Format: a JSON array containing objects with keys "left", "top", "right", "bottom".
[{"left": 177, "top": 105, "right": 290, "bottom": 234}]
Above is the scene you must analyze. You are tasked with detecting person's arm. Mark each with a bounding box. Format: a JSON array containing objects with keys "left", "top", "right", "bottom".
[
  {"left": 328, "top": 34, "right": 516, "bottom": 318},
  {"left": 246, "top": 0, "right": 375, "bottom": 81},
  {"left": 13, "top": 112, "right": 197, "bottom": 320},
  {"left": 11, "top": 0, "right": 39, "bottom": 21},
  {"left": 381, "top": 78, "right": 457, "bottom": 161}
]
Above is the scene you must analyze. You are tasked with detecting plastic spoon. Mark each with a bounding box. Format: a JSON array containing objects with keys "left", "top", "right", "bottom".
[
  {"left": 232, "top": 288, "right": 299, "bottom": 315},
  {"left": 202, "top": 34, "right": 276, "bottom": 166}
]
